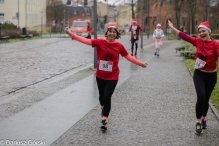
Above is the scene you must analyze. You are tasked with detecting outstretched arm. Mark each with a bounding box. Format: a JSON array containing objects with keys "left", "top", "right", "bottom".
[
  {"left": 167, "top": 20, "right": 180, "bottom": 35},
  {"left": 65, "top": 27, "right": 92, "bottom": 46},
  {"left": 167, "top": 20, "right": 192, "bottom": 43},
  {"left": 124, "top": 54, "right": 148, "bottom": 68}
]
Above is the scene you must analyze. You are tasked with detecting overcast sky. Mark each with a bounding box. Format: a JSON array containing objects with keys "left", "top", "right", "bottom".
[{"left": 97, "top": 0, "right": 131, "bottom": 5}]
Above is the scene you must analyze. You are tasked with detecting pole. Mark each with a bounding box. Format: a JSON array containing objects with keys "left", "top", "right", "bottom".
[
  {"left": 147, "top": 0, "right": 149, "bottom": 38},
  {"left": 18, "top": 0, "right": 20, "bottom": 27},
  {"left": 207, "top": 0, "right": 209, "bottom": 20},
  {"left": 41, "top": 16, "right": 43, "bottom": 36},
  {"left": 152, "top": 2, "right": 159, "bottom": 34},
  {"left": 159, "top": 0, "right": 162, "bottom": 23},
  {"left": 167, "top": 0, "right": 169, "bottom": 40},
  {"left": 64, "top": 6, "right": 66, "bottom": 30},
  {"left": 94, "top": 0, "right": 98, "bottom": 69},
  {"left": 26, "top": 0, "right": 27, "bottom": 27},
  {"left": 132, "top": 0, "right": 134, "bottom": 18},
  {"left": 141, "top": 0, "right": 143, "bottom": 49}
]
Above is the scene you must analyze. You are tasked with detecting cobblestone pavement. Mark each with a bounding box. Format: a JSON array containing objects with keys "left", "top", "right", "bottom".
[
  {"left": 0, "top": 36, "right": 151, "bottom": 98},
  {"left": 51, "top": 42, "right": 219, "bottom": 146},
  {"left": 0, "top": 35, "right": 155, "bottom": 123}
]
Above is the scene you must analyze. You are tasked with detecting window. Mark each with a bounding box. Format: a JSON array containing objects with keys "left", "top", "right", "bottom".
[
  {"left": 73, "top": 22, "right": 87, "bottom": 27},
  {"left": 0, "top": 0, "right": 5, "bottom": 3},
  {"left": 74, "top": 10, "right": 77, "bottom": 15},
  {"left": 183, "top": 21, "right": 185, "bottom": 26},
  {"left": 0, "top": 13, "right": 5, "bottom": 24}
]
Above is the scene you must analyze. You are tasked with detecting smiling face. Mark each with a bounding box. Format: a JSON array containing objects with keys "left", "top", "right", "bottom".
[
  {"left": 198, "top": 27, "right": 211, "bottom": 41},
  {"left": 157, "top": 26, "right": 161, "bottom": 29},
  {"left": 106, "top": 28, "right": 117, "bottom": 42}
]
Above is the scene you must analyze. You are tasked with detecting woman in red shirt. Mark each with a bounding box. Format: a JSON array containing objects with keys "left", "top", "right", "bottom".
[
  {"left": 168, "top": 20, "right": 219, "bottom": 134},
  {"left": 65, "top": 23, "right": 148, "bottom": 130}
]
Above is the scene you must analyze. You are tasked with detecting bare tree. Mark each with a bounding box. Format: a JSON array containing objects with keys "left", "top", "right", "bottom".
[
  {"left": 46, "top": 0, "right": 69, "bottom": 32},
  {"left": 116, "top": 5, "right": 129, "bottom": 19},
  {"left": 209, "top": 0, "right": 219, "bottom": 29},
  {"left": 173, "top": 0, "right": 184, "bottom": 30}
]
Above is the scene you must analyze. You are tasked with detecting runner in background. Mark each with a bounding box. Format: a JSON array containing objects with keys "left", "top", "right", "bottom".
[
  {"left": 65, "top": 23, "right": 148, "bottom": 130},
  {"left": 168, "top": 20, "right": 219, "bottom": 134},
  {"left": 129, "top": 19, "right": 142, "bottom": 56},
  {"left": 153, "top": 24, "right": 164, "bottom": 57}
]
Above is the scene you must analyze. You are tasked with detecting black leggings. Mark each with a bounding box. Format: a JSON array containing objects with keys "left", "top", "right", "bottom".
[
  {"left": 193, "top": 69, "right": 217, "bottom": 118},
  {"left": 131, "top": 38, "right": 138, "bottom": 54},
  {"left": 96, "top": 77, "right": 118, "bottom": 117}
]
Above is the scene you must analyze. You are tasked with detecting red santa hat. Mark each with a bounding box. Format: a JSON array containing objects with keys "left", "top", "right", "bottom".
[
  {"left": 108, "top": 23, "right": 117, "bottom": 29},
  {"left": 198, "top": 21, "right": 211, "bottom": 33},
  {"left": 131, "top": 19, "right": 137, "bottom": 24}
]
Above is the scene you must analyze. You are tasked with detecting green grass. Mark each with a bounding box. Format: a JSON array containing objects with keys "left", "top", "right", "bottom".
[
  {"left": 184, "top": 59, "right": 219, "bottom": 111},
  {"left": 0, "top": 36, "right": 71, "bottom": 44}
]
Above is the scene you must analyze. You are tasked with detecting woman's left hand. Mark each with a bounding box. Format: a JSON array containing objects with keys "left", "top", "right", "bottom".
[
  {"left": 141, "top": 62, "right": 148, "bottom": 68},
  {"left": 65, "top": 27, "right": 71, "bottom": 35}
]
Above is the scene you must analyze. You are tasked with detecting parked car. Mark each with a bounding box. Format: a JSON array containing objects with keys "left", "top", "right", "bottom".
[{"left": 118, "top": 28, "right": 126, "bottom": 35}]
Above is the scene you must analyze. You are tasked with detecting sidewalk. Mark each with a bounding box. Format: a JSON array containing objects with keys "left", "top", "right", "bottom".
[
  {"left": 0, "top": 40, "right": 219, "bottom": 146},
  {"left": 51, "top": 41, "right": 219, "bottom": 145}
]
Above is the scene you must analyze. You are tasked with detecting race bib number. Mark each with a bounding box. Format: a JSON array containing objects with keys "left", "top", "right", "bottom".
[
  {"left": 135, "top": 40, "right": 139, "bottom": 44},
  {"left": 195, "top": 58, "right": 206, "bottom": 69},
  {"left": 99, "top": 60, "right": 113, "bottom": 72}
]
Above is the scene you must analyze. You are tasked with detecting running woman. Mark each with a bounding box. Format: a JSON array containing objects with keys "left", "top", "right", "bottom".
[
  {"left": 168, "top": 20, "right": 219, "bottom": 134},
  {"left": 129, "top": 19, "right": 142, "bottom": 56},
  {"left": 153, "top": 23, "right": 164, "bottom": 57},
  {"left": 65, "top": 23, "right": 148, "bottom": 130}
]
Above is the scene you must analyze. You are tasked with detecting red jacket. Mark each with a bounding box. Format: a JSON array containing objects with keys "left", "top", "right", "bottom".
[{"left": 129, "top": 24, "right": 142, "bottom": 39}]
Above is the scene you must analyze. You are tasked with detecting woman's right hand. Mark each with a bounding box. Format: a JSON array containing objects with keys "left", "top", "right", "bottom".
[{"left": 65, "top": 27, "right": 71, "bottom": 35}]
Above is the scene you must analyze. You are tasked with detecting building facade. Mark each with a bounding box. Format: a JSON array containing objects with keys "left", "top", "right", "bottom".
[
  {"left": 116, "top": 3, "right": 135, "bottom": 28},
  {"left": 136, "top": 0, "right": 208, "bottom": 34},
  {"left": 0, "top": 0, "right": 47, "bottom": 30},
  {"left": 85, "top": 1, "right": 115, "bottom": 24},
  {"left": 47, "top": 5, "right": 93, "bottom": 30}
]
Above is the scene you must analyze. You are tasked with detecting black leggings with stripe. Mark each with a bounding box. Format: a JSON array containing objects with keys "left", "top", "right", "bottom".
[
  {"left": 131, "top": 38, "right": 138, "bottom": 54},
  {"left": 96, "top": 77, "right": 118, "bottom": 117},
  {"left": 193, "top": 69, "right": 217, "bottom": 119}
]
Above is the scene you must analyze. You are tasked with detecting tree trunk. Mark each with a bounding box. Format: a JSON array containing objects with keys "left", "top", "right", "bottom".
[{"left": 132, "top": 0, "right": 135, "bottom": 19}]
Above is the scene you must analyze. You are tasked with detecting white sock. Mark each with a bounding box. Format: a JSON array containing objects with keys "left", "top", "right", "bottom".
[{"left": 197, "top": 118, "right": 201, "bottom": 123}]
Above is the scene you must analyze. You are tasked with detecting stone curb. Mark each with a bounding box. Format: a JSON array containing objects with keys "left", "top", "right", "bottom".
[{"left": 183, "top": 60, "right": 219, "bottom": 121}]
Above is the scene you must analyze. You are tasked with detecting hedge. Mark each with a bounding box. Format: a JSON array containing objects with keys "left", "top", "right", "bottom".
[{"left": 175, "top": 41, "right": 196, "bottom": 59}]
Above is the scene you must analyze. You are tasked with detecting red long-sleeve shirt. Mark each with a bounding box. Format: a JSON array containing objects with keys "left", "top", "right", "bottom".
[{"left": 179, "top": 32, "right": 219, "bottom": 71}]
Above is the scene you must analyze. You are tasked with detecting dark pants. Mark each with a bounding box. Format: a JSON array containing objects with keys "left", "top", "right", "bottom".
[
  {"left": 96, "top": 77, "right": 118, "bottom": 117},
  {"left": 193, "top": 69, "right": 217, "bottom": 118},
  {"left": 131, "top": 38, "right": 138, "bottom": 54}
]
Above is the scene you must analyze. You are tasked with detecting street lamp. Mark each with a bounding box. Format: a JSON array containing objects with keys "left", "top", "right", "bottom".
[
  {"left": 152, "top": 1, "right": 164, "bottom": 34},
  {"left": 152, "top": 2, "right": 159, "bottom": 34}
]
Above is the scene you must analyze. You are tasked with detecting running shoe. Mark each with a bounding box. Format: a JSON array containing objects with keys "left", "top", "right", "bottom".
[
  {"left": 131, "top": 54, "right": 133, "bottom": 56},
  {"left": 135, "top": 51, "right": 137, "bottom": 56},
  {"left": 157, "top": 54, "right": 159, "bottom": 57},
  {"left": 101, "top": 120, "right": 107, "bottom": 130},
  {"left": 154, "top": 52, "right": 157, "bottom": 56},
  {"left": 201, "top": 119, "right": 207, "bottom": 129},
  {"left": 195, "top": 122, "right": 203, "bottom": 134}
]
